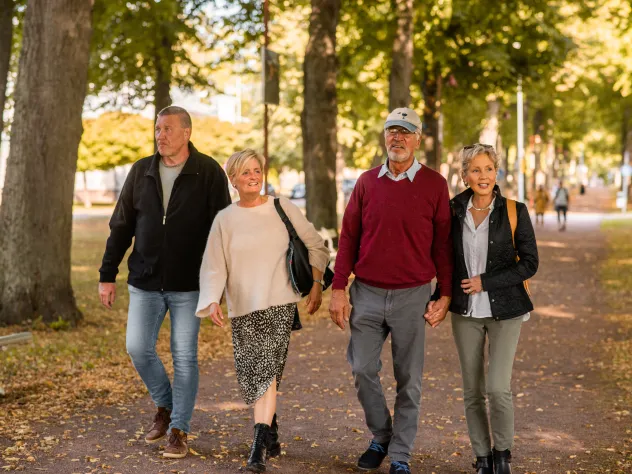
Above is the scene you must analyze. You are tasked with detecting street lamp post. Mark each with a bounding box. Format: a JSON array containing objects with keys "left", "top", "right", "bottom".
[{"left": 517, "top": 76, "right": 525, "bottom": 202}]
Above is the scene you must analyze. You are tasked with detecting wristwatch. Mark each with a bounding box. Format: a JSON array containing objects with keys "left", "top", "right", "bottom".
[{"left": 314, "top": 279, "right": 325, "bottom": 288}]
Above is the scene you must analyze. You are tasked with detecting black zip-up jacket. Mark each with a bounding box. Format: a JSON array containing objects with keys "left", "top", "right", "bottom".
[
  {"left": 99, "top": 143, "right": 231, "bottom": 291},
  {"left": 448, "top": 186, "right": 539, "bottom": 320}
]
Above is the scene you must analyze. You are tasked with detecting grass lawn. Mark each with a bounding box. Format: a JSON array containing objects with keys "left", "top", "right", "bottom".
[
  {"left": 0, "top": 217, "right": 330, "bottom": 449},
  {"left": 600, "top": 217, "right": 632, "bottom": 402}
]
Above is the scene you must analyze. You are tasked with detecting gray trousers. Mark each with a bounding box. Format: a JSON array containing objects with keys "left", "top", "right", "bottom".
[
  {"left": 451, "top": 313, "right": 523, "bottom": 456},
  {"left": 347, "top": 280, "right": 430, "bottom": 463}
]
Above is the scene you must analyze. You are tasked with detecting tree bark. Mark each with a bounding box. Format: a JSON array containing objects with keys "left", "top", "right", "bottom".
[
  {"left": 0, "top": 0, "right": 93, "bottom": 326},
  {"left": 371, "top": 0, "right": 414, "bottom": 169},
  {"left": 0, "top": 0, "right": 14, "bottom": 136},
  {"left": 479, "top": 98, "right": 500, "bottom": 146},
  {"left": 302, "top": 0, "right": 339, "bottom": 232},
  {"left": 532, "top": 108, "right": 543, "bottom": 194},
  {"left": 388, "top": 0, "right": 413, "bottom": 111},
  {"left": 153, "top": 33, "right": 173, "bottom": 152},
  {"left": 422, "top": 65, "right": 443, "bottom": 170}
]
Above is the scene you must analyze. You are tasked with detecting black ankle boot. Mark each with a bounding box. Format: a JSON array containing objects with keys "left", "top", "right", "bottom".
[
  {"left": 492, "top": 448, "right": 512, "bottom": 474},
  {"left": 472, "top": 454, "right": 493, "bottom": 474},
  {"left": 266, "top": 414, "right": 280, "bottom": 458},
  {"left": 246, "top": 423, "right": 270, "bottom": 472}
]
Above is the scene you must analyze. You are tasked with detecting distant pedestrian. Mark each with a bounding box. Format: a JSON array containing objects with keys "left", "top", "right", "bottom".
[
  {"left": 534, "top": 185, "right": 549, "bottom": 225},
  {"left": 449, "top": 144, "right": 538, "bottom": 474},
  {"left": 196, "top": 149, "right": 329, "bottom": 473},
  {"left": 554, "top": 180, "right": 570, "bottom": 231}
]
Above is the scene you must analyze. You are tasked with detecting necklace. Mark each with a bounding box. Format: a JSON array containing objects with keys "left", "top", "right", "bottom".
[{"left": 471, "top": 202, "right": 492, "bottom": 211}]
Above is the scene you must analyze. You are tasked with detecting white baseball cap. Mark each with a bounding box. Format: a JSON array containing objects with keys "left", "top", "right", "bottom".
[{"left": 384, "top": 107, "right": 422, "bottom": 132}]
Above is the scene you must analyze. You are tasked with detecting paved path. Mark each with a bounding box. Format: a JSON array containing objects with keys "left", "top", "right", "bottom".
[{"left": 28, "top": 188, "right": 631, "bottom": 473}]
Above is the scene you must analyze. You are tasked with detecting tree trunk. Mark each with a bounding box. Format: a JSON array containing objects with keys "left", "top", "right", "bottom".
[
  {"left": 0, "top": 0, "right": 93, "bottom": 326},
  {"left": 389, "top": 0, "right": 413, "bottom": 110},
  {"left": 153, "top": 34, "right": 173, "bottom": 152},
  {"left": 372, "top": 0, "right": 413, "bottom": 170},
  {"left": 532, "top": 109, "right": 543, "bottom": 194},
  {"left": 0, "top": 0, "right": 14, "bottom": 136},
  {"left": 479, "top": 98, "right": 500, "bottom": 146},
  {"left": 422, "top": 65, "right": 443, "bottom": 170},
  {"left": 302, "top": 0, "right": 339, "bottom": 232}
]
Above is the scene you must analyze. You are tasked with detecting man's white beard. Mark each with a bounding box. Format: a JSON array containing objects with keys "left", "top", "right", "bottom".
[{"left": 387, "top": 149, "right": 412, "bottom": 163}]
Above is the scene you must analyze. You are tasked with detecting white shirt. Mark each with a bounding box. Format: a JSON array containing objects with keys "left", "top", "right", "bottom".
[
  {"left": 462, "top": 196, "right": 529, "bottom": 321},
  {"left": 378, "top": 159, "right": 422, "bottom": 182}
]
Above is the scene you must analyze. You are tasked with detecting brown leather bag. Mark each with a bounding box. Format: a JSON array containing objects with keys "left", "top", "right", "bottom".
[{"left": 506, "top": 199, "right": 531, "bottom": 296}]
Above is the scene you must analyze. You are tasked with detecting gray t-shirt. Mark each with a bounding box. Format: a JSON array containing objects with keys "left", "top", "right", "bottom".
[{"left": 159, "top": 159, "right": 186, "bottom": 212}]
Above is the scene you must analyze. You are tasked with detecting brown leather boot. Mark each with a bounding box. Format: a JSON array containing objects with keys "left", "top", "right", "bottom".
[
  {"left": 144, "top": 408, "right": 171, "bottom": 444},
  {"left": 163, "top": 428, "right": 188, "bottom": 459}
]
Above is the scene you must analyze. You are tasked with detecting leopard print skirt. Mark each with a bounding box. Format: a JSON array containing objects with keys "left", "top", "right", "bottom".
[{"left": 230, "top": 303, "right": 296, "bottom": 405}]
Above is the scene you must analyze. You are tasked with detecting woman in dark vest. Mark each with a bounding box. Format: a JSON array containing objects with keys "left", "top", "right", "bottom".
[{"left": 449, "top": 144, "right": 538, "bottom": 474}]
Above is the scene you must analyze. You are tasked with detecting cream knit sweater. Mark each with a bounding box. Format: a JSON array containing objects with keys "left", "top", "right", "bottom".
[{"left": 195, "top": 197, "right": 330, "bottom": 319}]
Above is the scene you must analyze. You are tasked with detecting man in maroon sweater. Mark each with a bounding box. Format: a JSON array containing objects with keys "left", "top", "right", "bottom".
[{"left": 329, "top": 108, "right": 453, "bottom": 474}]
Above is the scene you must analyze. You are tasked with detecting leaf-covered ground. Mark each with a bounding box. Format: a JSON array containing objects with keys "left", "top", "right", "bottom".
[{"left": 1, "top": 189, "right": 630, "bottom": 473}]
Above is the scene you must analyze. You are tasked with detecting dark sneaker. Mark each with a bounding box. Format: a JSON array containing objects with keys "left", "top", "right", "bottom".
[
  {"left": 144, "top": 408, "right": 171, "bottom": 444},
  {"left": 390, "top": 461, "right": 411, "bottom": 474},
  {"left": 163, "top": 428, "right": 188, "bottom": 459},
  {"left": 357, "top": 440, "right": 389, "bottom": 471}
]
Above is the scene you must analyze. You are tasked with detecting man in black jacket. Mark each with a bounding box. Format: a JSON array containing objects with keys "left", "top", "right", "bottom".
[{"left": 98, "top": 106, "right": 231, "bottom": 459}]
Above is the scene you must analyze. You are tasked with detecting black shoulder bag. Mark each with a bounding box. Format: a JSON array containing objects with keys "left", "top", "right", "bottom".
[{"left": 273, "top": 198, "right": 334, "bottom": 330}]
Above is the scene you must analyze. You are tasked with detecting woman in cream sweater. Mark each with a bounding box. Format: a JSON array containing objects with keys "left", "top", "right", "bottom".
[{"left": 196, "top": 149, "right": 329, "bottom": 473}]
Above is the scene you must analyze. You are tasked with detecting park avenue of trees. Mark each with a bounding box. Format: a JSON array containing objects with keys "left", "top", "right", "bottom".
[{"left": 0, "top": 0, "right": 631, "bottom": 325}]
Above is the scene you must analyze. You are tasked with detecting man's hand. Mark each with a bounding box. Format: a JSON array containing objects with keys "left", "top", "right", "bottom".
[
  {"left": 98, "top": 282, "right": 117, "bottom": 309},
  {"left": 328, "top": 289, "right": 351, "bottom": 330},
  {"left": 424, "top": 295, "right": 451, "bottom": 328}
]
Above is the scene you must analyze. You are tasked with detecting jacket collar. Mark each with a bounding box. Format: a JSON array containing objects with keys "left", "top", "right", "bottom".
[
  {"left": 451, "top": 184, "right": 505, "bottom": 216},
  {"left": 145, "top": 142, "right": 201, "bottom": 178}
]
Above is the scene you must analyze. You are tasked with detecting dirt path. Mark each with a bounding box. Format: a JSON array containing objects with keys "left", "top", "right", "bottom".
[{"left": 22, "top": 188, "right": 631, "bottom": 474}]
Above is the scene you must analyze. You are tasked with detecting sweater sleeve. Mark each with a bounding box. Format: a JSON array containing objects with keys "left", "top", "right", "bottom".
[
  {"left": 279, "top": 197, "right": 330, "bottom": 272},
  {"left": 332, "top": 179, "right": 363, "bottom": 290},
  {"left": 431, "top": 178, "right": 454, "bottom": 297},
  {"left": 196, "top": 213, "right": 228, "bottom": 318}
]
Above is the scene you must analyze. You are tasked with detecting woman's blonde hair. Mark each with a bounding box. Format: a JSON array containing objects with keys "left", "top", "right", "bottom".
[
  {"left": 459, "top": 143, "right": 500, "bottom": 183},
  {"left": 225, "top": 149, "right": 266, "bottom": 182}
]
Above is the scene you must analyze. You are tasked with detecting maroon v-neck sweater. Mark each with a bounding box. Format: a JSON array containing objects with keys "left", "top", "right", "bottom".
[{"left": 332, "top": 165, "right": 453, "bottom": 296}]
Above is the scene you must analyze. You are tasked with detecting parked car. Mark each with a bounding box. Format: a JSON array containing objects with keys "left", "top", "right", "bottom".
[
  {"left": 261, "top": 183, "right": 277, "bottom": 197},
  {"left": 290, "top": 183, "right": 306, "bottom": 199},
  {"left": 342, "top": 178, "right": 357, "bottom": 196}
]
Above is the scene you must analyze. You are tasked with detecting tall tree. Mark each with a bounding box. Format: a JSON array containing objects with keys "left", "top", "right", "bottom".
[
  {"left": 0, "top": 0, "right": 93, "bottom": 325},
  {"left": 302, "top": 0, "right": 340, "bottom": 231},
  {"left": 0, "top": 0, "right": 14, "bottom": 135},
  {"left": 389, "top": 0, "right": 413, "bottom": 110}
]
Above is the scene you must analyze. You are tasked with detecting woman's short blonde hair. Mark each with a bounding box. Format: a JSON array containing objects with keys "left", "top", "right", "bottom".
[
  {"left": 225, "top": 149, "right": 266, "bottom": 181},
  {"left": 459, "top": 143, "right": 500, "bottom": 181}
]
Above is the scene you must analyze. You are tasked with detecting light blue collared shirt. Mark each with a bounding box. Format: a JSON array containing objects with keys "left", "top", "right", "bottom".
[{"left": 378, "top": 159, "right": 422, "bottom": 182}]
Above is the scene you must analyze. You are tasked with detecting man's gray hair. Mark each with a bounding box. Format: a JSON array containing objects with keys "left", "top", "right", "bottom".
[
  {"left": 157, "top": 105, "right": 192, "bottom": 129},
  {"left": 459, "top": 143, "right": 499, "bottom": 179}
]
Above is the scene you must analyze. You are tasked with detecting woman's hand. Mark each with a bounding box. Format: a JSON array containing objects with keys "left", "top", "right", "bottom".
[
  {"left": 461, "top": 276, "right": 483, "bottom": 295},
  {"left": 306, "top": 282, "right": 323, "bottom": 315},
  {"left": 208, "top": 302, "right": 225, "bottom": 327}
]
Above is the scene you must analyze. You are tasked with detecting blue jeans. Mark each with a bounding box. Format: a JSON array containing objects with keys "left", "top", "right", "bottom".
[{"left": 126, "top": 285, "right": 201, "bottom": 433}]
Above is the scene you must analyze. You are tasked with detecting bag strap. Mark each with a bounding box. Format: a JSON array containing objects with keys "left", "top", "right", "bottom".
[
  {"left": 507, "top": 198, "right": 518, "bottom": 249},
  {"left": 506, "top": 198, "right": 531, "bottom": 296},
  {"left": 274, "top": 198, "right": 299, "bottom": 240}
]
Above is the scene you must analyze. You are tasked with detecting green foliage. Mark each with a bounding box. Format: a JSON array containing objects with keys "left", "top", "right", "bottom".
[
  {"left": 78, "top": 112, "right": 153, "bottom": 171},
  {"left": 49, "top": 316, "right": 71, "bottom": 331},
  {"left": 77, "top": 111, "right": 255, "bottom": 171},
  {"left": 88, "top": 0, "right": 211, "bottom": 110}
]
